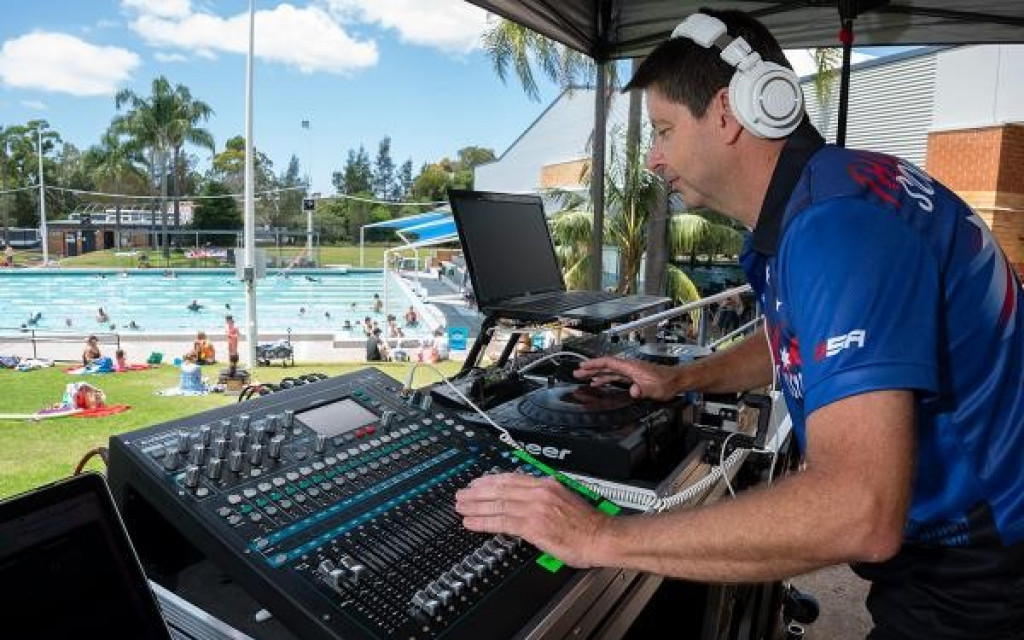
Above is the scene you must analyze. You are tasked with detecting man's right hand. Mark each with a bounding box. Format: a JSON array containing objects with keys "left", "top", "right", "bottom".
[{"left": 574, "top": 356, "right": 684, "bottom": 401}]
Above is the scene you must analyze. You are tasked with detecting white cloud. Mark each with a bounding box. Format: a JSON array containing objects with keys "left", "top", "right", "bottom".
[
  {"left": 122, "top": 0, "right": 191, "bottom": 19},
  {"left": 155, "top": 52, "right": 187, "bottom": 63},
  {"left": 324, "top": 0, "right": 488, "bottom": 54},
  {"left": 124, "top": 2, "right": 377, "bottom": 75},
  {"left": 0, "top": 32, "right": 140, "bottom": 97},
  {"left": 784, "top": 49, "right": 874, "bottom": 78},
  {"left": 20, "top": 99, "right": 47, "bottom": 110}
]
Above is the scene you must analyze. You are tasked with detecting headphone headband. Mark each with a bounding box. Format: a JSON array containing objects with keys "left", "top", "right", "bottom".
[{"left": 670, "top": 13, "right": 804, "bottom": 139}]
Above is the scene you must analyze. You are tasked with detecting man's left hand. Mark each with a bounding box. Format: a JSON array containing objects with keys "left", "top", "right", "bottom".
[{"left": 455, "top": 473, "right": 611, "bottom": 569}]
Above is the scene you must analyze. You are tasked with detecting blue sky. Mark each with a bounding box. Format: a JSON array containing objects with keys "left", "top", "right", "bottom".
[
  {"left": 0, "top": 1, "right": 904, "bottom": 196},
  {"left": 0, "top": 0, "right": 566, "bottom": 195}
]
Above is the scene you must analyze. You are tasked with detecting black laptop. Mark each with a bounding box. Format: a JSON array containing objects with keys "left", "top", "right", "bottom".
[
  {"left": 0, "top": 473, "right": 172, "bottom": 639},
  {"left": 448, "top": 189, "right": 669, "bottom": 322}
]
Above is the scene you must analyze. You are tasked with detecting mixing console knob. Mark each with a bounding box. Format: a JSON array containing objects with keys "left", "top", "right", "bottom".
[
  {"left": 484, "top": 540, "right": 506, "bottom": 560},
  {"left": 339, "top": 555, "right": 365, "bottom": 584},
  {"left": 252, "top": 425, "right": 266, "bottom": 445},
  {"left": 219, "top": 418, "right": 232, "bottom": 435},
  {"left": 228, "top": 450, "right": 244, "bottom": 473},
  {"left": 268, "top": 436, "right": 284, "bottom": 460},
  {"left": 231, "top": 431, "right": 247, "bottom": 451},
  {"left": 411, "top": 591, "right": 439, "bottom": 617},
  {"left": 454, "top": 565, "right": 475, "bottom": 586},
  {"left": 420, "top": 395, "right": 433, "bottom": 412},
  {"left": 184, "top": 465, "right": 200, "bottom": 489},
  {"left": 249, "top": 444, "right": 264, "bottom": 466},
  {"left": 426, "top": 583, "right": 453, "bottom": 606},
  {"left": 265, "top": 414, "right": 278, "bottom": 435},
  {"left": 176, "top": 431, "right": 191, "bottom": 454},
  {"left": 207, "top": 458, "right": 222, "bottom": 480},
  {"left": 460, "top": 558, "right": 485, "bottom": 579},
  {"left": 473, "top": 549, "right": 497, "bottom": 570},
  {"left": 238, "top": 414, "right": 251, "bottom": 433},
  {"left": 439, "top": 574, "right": 465, "bottom": 596},
  {"left": 162, "top": 447, "right": 180, "bottom": 471},
  {"left": 283, "top": 410, "right": 295, "bottom": 430},
  {"left": 495, "top": 534, "right": 519, "bottom": 549},
  {"left": 381, "top": 410, "right": 396, "bottom": 428},
  {"left": 409, "top": 390, "right": 422, "bottom": 407},
  {"left": 212, "top": 438, "right": 228, "bottom": 459},
  {"left": 314, "top": 434, "right": 328, "bottom": 454},
  {"left": 189, "top": 445, "right": 207, "bottom": 466},
  {"left": 198, "top": 425, "right": 212, "bottom": 446}
]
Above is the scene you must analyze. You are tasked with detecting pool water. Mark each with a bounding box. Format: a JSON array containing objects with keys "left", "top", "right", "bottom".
[{"left": 0, "top": 270, "right": 426, "bottom": 335}]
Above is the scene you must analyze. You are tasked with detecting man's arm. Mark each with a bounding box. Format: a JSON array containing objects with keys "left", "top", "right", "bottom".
[
  {"left": 576, "top": 329, "right": 774, "bottom": 399},
  {"left": 456, "top": 389, "right": 914, "bottom": 581}
]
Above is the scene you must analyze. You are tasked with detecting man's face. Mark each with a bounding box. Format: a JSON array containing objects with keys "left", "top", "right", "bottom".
[{"left": 646, "top": 88, "right": 719, "bottom": 208}]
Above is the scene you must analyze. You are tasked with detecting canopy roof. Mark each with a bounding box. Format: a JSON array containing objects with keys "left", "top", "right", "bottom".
[
  {"left": 464, "top": 1, "right": 1024, "bottom": 61},
  {"left": 362, "top": 209, "right": 449, "bottom": 231}
]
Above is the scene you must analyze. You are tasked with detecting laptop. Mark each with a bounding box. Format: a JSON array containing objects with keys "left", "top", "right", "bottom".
[
  {"left": 0, "top": 473, "right": 173, "bottom": 639},
  {"left": 448, "top": 189, "right": 669, "bottom": 322}
]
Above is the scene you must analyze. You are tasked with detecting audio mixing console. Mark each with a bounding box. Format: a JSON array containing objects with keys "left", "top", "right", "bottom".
[{"left": 108, "top": 368, "right": 621, "bottom": 640}]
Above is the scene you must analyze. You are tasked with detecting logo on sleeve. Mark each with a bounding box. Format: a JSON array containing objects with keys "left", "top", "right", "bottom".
[{"left": 815, "top": 330, "right": 866, "bottom": 361}]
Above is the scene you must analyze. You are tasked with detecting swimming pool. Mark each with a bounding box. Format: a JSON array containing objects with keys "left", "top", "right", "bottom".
[{"left": 0, "top": 269, "right": 427, "bottom": 335}]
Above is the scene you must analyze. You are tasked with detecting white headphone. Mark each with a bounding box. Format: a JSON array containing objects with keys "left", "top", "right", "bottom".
[{"left": 671, "top": 13, "right": 803, "bottom": 139}]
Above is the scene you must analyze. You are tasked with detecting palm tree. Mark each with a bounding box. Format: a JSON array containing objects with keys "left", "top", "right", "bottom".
[
  {"left": 86, "top": 128, "right": 147, "bottom": 248},
  {"left": 481, "top": 21, "right": 594, "bottom": 101},
  {"left": 112, "top": 76, "right": 214, "bottom": 257},
  {"left": 167, "top": 83, "right": 214, "bottom": 228}
]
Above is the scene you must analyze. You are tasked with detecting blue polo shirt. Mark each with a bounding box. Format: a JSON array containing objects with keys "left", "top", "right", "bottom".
[{"left": 741, "top": 122, "right": 1024, "bottom": 548}]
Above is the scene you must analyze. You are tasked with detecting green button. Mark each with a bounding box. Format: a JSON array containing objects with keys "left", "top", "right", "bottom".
[
  {"left": 270, "top": 492, "right": 282, "bottom": 500},
  {"left": 255, "top": 497, "right": 268, "bottom": 507},
  {"left": 299, "top": 480, "right": 311, "bottom": 488},
  {"left": 239, "top": 504, "right": 253, "bottom": 514},
  {"left": 536, "top": 554, "right": 563, "bottom": 573},
  {"left": 325, "top": 470, "right": 337, "bottom": 478},
  {"left": 285, "top": 486, "right": 297, "bottom": 495},
  {"left": 312, "top": 474, "right": 324, "bottom": 482}
]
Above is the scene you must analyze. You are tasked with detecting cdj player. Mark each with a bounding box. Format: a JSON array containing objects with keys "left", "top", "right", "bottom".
[
  {"left": 108, "top": 368, "right": 622, "bottom": 640},
  {"left": 462, "top": 381, "right": 693, "bottom": 482}
]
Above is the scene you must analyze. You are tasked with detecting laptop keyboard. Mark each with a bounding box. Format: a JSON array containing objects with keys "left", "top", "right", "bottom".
[{"left": 502, "top": 290, "right": 619, "bottom": 313}]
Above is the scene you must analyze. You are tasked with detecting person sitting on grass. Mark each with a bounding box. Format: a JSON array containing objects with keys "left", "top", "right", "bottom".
[
  {"left": 188, "top": 331, "right": 216, "bottom": 365},
  {"left": 82, "top": 335, "right": 102, "bottom": 366},
  {"left": 114, "top": 349, "right": 127, "bottom": 372}
]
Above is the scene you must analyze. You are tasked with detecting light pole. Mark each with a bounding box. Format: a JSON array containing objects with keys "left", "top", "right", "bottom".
[
  {"left": 243, "top": 0, "right": 259, "bottom": 370},
  {"left": 36, "top": 125, "right": 49, "bottom": 266},
  {"left": 301, "top": 119, "right": 313, "bottom": 263}
]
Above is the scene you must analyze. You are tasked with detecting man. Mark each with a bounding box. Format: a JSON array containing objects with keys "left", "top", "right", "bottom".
[
  {"left": 455, "top": 8, "right": 1024, "bottom": 638},
  {"left": 365, "top": 327, "right": 386, "bottom": 362}
]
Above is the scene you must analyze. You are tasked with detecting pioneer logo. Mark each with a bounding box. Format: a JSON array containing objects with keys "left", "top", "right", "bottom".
[{"left": 517, "top": 441, "right": 572, "bottom": 460}]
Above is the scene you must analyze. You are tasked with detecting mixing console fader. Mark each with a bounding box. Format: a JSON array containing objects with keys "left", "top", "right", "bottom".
[{"left": 109, "top": 369, "right": 610, "bottom": 640}]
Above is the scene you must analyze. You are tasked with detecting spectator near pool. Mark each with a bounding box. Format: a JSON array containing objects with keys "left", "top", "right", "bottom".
[
  {"left": 188, "top": 331, "right": 216, "bottom": 365},
  {"left": 404, "top": 306, "right": 419, "bottom": 327},
  {"left": 82, "top": 335, "right": 102, "bottom": 366},
  {"left": 225, "top": 315, "right": 239, "bottom": 359},
  {"left": 186, "top": 299, "right": 203, "bottom": 312}
]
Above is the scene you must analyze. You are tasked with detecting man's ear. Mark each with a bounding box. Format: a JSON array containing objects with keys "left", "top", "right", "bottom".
[{"left": 713, "top": 88, "right": 744, "bottom": 144}]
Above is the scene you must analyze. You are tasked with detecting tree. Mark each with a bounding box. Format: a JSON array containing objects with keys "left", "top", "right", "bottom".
[
  {"left": 167, "top": 83, "right": 215, "bottom": 227},
  {"left": 457, "top": 146, "right": 496, "bottom": 170},
  {"left": 411, "top": 163, "right": 450, "bottom": 202},
  {"left": 332, "top": 145, "right": 373, "bottom": 195},
  {"left": 113, "top": 76, "right": 215, "bottom": 256},
  {"left": 85, "top": 128, "right": 148, "bottom": 247},
  {"left": 481, "top": 21, "right": 593, "bottom": 101},
  {"left": 373, "top": 137, "right": 395, "bottom": 200},
  {"left": 211, "top": 135, "right": 274, "bottom": 192},
  {"left": 0, "top": 121, "right": 61, "bottom": 228},
  {"left": 191, "top": 180, "right": 241, "bottom": 241},
  {"left": 394, "top": 158, "right": 413, "bottom": 201}
]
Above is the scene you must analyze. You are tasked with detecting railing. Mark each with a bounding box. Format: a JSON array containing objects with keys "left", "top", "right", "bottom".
[{"left": 0, "top": 328, "right": 121, "bottom": 361}]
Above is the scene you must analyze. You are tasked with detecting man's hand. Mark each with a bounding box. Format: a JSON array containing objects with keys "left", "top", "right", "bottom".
[
  {"left": 574, "top": 356, "right": 681, "bottom": 400},
  {"left": 455, "top": 473, "right": 611, "bottom": 569}
]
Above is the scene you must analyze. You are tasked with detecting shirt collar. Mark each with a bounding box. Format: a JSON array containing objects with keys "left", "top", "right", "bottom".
[{"left": 751, "top": 120, "right": 825, "bottom": 256}]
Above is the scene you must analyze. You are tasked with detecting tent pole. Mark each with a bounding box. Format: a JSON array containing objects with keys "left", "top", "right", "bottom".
[
  {"left": 836, "top": 12, "right": 855, "bottom": 147},
  {"left": 590, "top": 63, "right": 607, "bottom": 291}
]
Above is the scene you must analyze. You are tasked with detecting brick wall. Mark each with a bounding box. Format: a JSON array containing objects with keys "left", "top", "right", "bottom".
[
  {"left": 926, "top": 124, "right": 1024, "bottom": 276},
  {"left": 539, "top": 159, "right": 588, "bottom": 189}
]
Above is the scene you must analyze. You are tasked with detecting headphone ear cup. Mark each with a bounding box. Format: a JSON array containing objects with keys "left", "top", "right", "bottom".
[{"left": 729, "top": 61, "right": 803, "bottom": 138}]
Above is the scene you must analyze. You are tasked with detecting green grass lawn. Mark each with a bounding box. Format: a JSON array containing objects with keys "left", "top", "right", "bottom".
[
  {"left": 0, "top": 360, "right": 462, "bottom": 500},
  {"left": 56, "top": 244, "right": 423, "bottom": 269}
]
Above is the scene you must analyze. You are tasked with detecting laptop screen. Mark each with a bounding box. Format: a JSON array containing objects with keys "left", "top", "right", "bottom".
[
  {"left": 448, "top": 190, "right": 564, "bottom": 309},
  {"left": 0, "top": 473, "right": 171, "bottom": 639}
]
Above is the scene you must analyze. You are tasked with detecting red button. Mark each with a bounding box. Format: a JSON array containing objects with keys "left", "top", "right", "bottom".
[
  {"left": 366, "top": 425, "right": 376, "bottom": 435},
  {"left": 355, "top": 428, "right": 365, "bottom": 437}
]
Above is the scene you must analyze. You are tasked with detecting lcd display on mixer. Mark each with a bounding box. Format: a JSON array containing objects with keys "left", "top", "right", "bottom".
[{"left": 297, "top": 399, "right": 378, "bottom": 438}]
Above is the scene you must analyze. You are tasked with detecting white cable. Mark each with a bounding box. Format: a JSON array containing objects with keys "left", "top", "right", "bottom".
[
  {"left": 516, "top": 350, "right": 587, "bottom": 375},
  {"left": 719, "top": 431, "right": 742, "bottom": 498},
  {"left": 650, "top": 447, "right": 746, "bottom": 512},
  {"left": 0, "top": 185, "right": 39, "bottom": 196},
  {"left": 401, "top": 362, "right": 520, "bottom": 449}
]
